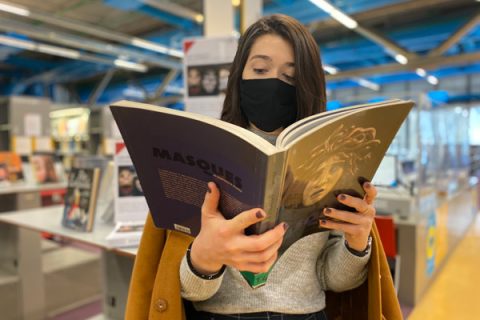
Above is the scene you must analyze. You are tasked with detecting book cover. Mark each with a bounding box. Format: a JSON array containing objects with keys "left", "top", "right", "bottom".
[
  {"left": 105, "top": 221, "right": 145, "bottom": 248},
  {"left": 110, "top": 99, "right": 413, "bottom": 287},
  {"left": 0, "top": 152, "right": 24, "bottom": 183},
  {"left": 30, "top": 152, "right": 59, "bottom": 184},
  {"left": 62, "top": 167, "right": 101, "bottom": 232},
  {"left": 113, "top": 142, "right": 149, "bottom": 223}
]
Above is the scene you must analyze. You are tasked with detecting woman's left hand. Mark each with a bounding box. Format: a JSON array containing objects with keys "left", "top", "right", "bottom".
[{"left": 319, "top": 182, "right": 377, "bottom": 251}]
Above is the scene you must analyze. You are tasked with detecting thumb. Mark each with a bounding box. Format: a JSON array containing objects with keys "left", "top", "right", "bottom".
[
  {"left": 230, "top": 208, "right": 266, "bottom": 232},
  {"left": 201, "top": 182, "right": 223, "bottom": 219}
]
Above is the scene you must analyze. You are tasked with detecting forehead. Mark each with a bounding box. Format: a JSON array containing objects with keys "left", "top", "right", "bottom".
[{"left": 248, "top": 34, "right": 294, "bottom": 64}]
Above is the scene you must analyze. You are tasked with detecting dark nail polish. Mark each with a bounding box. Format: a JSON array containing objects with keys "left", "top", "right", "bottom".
[
  {"left": 283, "top": 223, "right": 289, "bottom": 231},
  {"left": 364, "top": 182, "right": 371, "bottom": 189},
  {"left": 339, "top": 194, "right": 346, "bottom": 201},
  {"left": 324, "top": 208, "right": 332, "bottom": 214},
  {"left": 320, "top": 219, "right": 327, "bottom": 225},
  {"left": 256, "top": 211, "right": 264, "bottom": 219}
]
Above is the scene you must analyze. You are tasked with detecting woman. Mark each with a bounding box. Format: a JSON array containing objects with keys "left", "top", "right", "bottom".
[
  {"left": 125, "top": 14, "right": 402, "bottom": 320},
  {"left": 182, "top": 14, "right": 372, "bottom": 320}
]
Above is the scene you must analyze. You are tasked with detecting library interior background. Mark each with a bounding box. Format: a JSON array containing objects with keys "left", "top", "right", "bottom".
[{"left": 1, "top": 0, "right": 480, "bottom": 319}]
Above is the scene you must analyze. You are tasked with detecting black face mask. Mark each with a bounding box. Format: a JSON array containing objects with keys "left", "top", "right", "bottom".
[{"left": 240, "top": 78, "right": 297, "bottom": 132}]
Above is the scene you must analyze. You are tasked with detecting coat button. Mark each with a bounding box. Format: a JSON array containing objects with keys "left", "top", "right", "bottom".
[{"left": 154, "top": 298, "right": 168, "bottom": 312}]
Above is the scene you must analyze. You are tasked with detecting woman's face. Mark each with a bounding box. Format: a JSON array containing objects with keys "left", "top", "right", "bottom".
[
  {"left": 119, "top": 169, "right": 133, "bottom": 187},
  {"left": 302, "top": 157, "right": 344, "bottom": 206},
  {"left": 188, "top": 69, "right": 201, "bottom": 86},
  {"left": 201, "top": 70, "right": 218, "bottom": 93},
  {"left": 242, "top": 34, "right": 295, "bottom": 86}
]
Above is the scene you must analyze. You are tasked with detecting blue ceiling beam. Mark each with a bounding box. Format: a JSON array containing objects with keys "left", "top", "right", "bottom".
[
  {"left": 327, "top": 63, "right": 480, "bottom": 90},
  {"left": 104, "top": 0, "right": 196, "bottom": 29},
  {"left": 265, "top": 0, "right": 408, "bottom": 24},
  {"left": 2, "top": 55, "right": 57, "bottom": 72},
  {"left": 77, "top": 72, "right": 183, "bottom": 104}
]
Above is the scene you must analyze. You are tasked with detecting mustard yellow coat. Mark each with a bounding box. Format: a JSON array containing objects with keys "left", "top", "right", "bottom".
[{"left": 125, "top": 214, "right": 403, "bottom": 320}]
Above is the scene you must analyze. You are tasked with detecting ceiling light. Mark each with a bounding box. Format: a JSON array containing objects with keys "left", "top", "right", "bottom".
[
  {"left": 354, "top": 77, "right": 380, "bottom": 91},
  {"left": 131, "top": 38, "right": 183, "bottom": 58},
  {"left": 416, "top": 68, "right": 427, "bottom": 77},
  {"left": 37, "top": 44, "right": 81, "bottom": 59},
  {"left": 195, "top": 14, "right": 204, "bottom": 23},
  {"left": 0, "top": 2, "right": 30, "bottom": 16},
  {"left": 0, "top": 34, "right": 147, "bottom": 72},
  {"left": 309, "top": 0, "right": 358, "bottom": 29},
  {"left": 323, "top": 64, "right": 338, "bottom": 74},
  {"left": 114, "top": 59, "right": 148, "bottom": 73},
  {"left": 0, "top": 34, "right": 35, "bottom": 50},
  {"left": 394, "top": 54, "right": 408, "bottom": 64},
  {"left": 427, "top": 75, "right": 438, "bottom": 85},
  {"left": 232, "top": 0, "right": 241, "bottom": 7}
]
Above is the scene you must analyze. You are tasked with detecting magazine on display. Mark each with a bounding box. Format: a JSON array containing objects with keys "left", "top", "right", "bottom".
[
  {"left": 0, "top": 152, "right": 25, "bottom": 185},
  {"left": 62, "top": 166, "right": 101, "bottom": 232},
  {"left": 30, "top": 152, "right": 59, "bottom": 184},
  {"left": 105, "top": 220, "right": 145, "bottom": 248},
  {"left": 110, "top": 99, "right": 414, "bottom": 288},
  {"left": 113, "top": 142, "right": 149, "bottom": 223}
]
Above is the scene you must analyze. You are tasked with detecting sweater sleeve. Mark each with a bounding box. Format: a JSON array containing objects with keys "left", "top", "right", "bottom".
[
  {"left": 180, "top": 254, "right": 225, "bottom": 301},
  {"left": 318, "top": 231, "right": 370, "bottom": 292}
]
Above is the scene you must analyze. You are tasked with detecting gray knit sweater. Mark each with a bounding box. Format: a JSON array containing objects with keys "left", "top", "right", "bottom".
[{"left": 180, "top": 230, "right": 370, "bottom": 314}]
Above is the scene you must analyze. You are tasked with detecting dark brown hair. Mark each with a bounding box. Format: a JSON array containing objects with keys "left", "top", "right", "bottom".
[{"left": 221, "top": 14, "right": 326, "bottom": 127}]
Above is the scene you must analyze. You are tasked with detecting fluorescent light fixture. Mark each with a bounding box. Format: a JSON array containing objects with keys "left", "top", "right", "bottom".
[
  {"left": 195, "top": 14, "right": 204, "bottom": 23},
  {"left": 37, "top": 44, "right": 81, "bottom": 59},
  {"left": 114, "top": 59, "right": 148, "bottom": 72},
  {"left": 232, "top": 0, "right": 241, "bottom": 7},
  {"left": 309, "top": 0, "right": 358, "bottom": 29},
  {"left": 354, "top": 77, "right": 380, "bottom": 91},
  {"left": 0, "top": 2, "right": 30, "bottom": 16},
  {"left": 427, "top": 75, "right": 438, "bottom": 85},
  {"left": 323, "top": 64, "right": 338, "bottom": 74},
  {"left": 50, "top": 107, "right": 90, "bottom": 119},
  {"left": 416, "top": 68, "right": 427, "bottom": 77},
  {"left": 394, "top": 54, "right": 408, "bottom": 65},
  {"left": 131, "top": 38, "right": 184, "bottom": 58},
  {"left": 0, "top": 34, "right": 35, "bottom": 50}
]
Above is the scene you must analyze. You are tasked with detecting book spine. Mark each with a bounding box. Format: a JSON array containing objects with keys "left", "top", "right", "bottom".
[
  {"left": 87, "top": 168, "right": 101, "bottom": 232},
  {"left": 240, "top": 151, "right": 287, "bottom": 289}
]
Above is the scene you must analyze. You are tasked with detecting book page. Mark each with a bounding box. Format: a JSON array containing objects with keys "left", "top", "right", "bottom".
[{"left": 278, "top": 101, "right": 413, "bottom": 245}]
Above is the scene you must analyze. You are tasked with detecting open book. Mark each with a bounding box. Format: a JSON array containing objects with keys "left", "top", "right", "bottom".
[{"left": 110, "top": 99, "right": 413, "bottom": 286}]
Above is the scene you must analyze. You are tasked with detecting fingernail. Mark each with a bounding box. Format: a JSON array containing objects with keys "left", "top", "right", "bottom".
[
  {"left": 320, "top": 219, "right": 327, "bottom": 225},
  {"left": 324, "top": 208, "right": 332, "bottom": 215},
  {"left": 338, "top": 194, "right": 346, "bottom": 201},
  {"left": 364, "top": 182, "right": 371, "bottom": 189},
  {"left": 256, "top": 210, "right": 264, "bottom": 219},
  {"left": 207, "top": 185, "right": 212, "bottom": 193},
  {"left": 283, "top": 223, "right": 289, "bottom": 231}
]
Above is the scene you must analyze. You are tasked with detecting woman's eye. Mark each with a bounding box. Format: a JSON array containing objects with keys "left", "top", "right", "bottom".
[{"left": 253, "top": 68, "right": 267, "bottom": 74}]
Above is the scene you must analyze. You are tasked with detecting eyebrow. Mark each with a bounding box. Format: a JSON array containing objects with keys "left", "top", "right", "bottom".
[{"left": 250, "top": 54, "right": 295, "bottom": 67}]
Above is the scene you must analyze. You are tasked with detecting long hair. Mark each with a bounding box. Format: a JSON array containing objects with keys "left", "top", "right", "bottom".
[{"left": 221, "top": 14, "right": 326, "bottom": 127}]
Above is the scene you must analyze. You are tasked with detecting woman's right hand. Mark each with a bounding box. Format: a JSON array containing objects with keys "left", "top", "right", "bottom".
[{"left": 190, "top": 182, "right": 288, "bottom": 275}]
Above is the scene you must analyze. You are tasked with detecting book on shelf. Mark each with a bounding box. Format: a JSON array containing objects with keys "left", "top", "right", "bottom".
[
  {"left": 113, "top": 142, "right": 149, "bottom": 223},
  {"left": 30, "top": 152, "right": 59, "bottom": 184},
  {"left": 110, "top": 98, "right": 413, "bottom": 288},
  {"left": 0, "top": 152, "right": 24, "bottom": 184},
  {"left": 105, "top": 221, "right": 145, "bottom": 248},
  {"left": 62, "top": 159, "right": 102, "bottom": 232}
]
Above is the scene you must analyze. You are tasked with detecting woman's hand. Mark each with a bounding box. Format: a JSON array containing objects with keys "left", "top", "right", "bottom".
[
  {"left": 190, "top": 182, "right": 288, "bottom": 274},
  {"left": 319, "top": 182, "right": 377, "bottom": 251}
]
